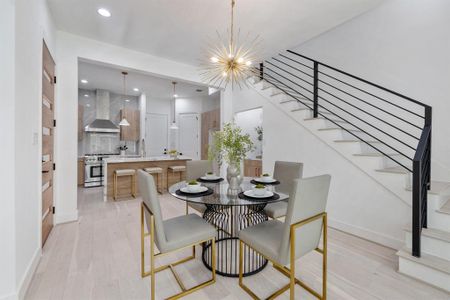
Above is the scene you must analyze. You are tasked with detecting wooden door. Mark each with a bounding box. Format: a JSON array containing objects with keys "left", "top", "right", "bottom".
[
  {"left": 120, "top": 108, "right": 140, "bottom": 141},
  {"left": 42, "top": 41, "right": 55, "bottom": 246}
]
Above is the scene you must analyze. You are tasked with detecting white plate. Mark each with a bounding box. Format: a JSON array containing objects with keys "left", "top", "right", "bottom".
[
  {"left": 200, "top": 175, "right": 221, "bottom": 181},
  {"left": 254, "top": 177, "right": 277, "bottom": 183},
  {"left": 180, "top": 186, "right": 208, "bottom": 194},
  {"left": 243, "top": 190, "right": 274, "bottom": 199}
]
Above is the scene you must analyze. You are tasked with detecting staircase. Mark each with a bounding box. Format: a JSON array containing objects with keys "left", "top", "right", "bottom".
[{"left": 248, "top": 51, "right": 450, "bottom": 292}]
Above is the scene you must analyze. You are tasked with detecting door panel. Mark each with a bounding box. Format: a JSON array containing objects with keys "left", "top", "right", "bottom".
[
  {"left": 146, "top": 113, "right": 168, "bottom": 156},
  {"left": 41, "top": 41, "right": 55, "bottom": 246},
  {"left": 179, "top": 113, "right": 200, "bottom": 160}
]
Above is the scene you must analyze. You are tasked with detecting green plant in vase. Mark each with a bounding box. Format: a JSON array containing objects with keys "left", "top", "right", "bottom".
[{"left": 208, "top": 122, "right": 253, "bottom": 195}]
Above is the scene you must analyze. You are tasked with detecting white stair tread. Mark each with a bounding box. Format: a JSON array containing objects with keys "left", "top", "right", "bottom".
[
  {"left": 304, "top": 117, "right": 347, "bottom": 123},
  {"left": 354, "top": 152, "right": 400, "bottom": 157},
  {"left": 291, "top": 108, "right": 309, "bottom": 112},
  {"left": 375, "top": 166, "right": 410, "bottom": 174},
  {"left": 318, "top": 127, "right": 361, "bottom": 132},
  {"left": 334, "top": 139, "right": 380, "bottom": 144},
  {"left": 279, "top": 99, "right": 297, "bottom": 104},
  {"left": 397, "top": 247, "right": 450, "bottom": 274},
  {"left": 438, "top": 199, "right": 450, "bottom": 214},
  {"left": 404, "top": 225, "right": 450, "bottom": 243},
  {"left": 405, "top": 181, "right": 450, "bottom": 196}
]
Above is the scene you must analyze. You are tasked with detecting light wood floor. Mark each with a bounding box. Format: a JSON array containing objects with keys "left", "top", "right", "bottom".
[{"left": 25, "top": 187, "right": 450, "bottom": 300}]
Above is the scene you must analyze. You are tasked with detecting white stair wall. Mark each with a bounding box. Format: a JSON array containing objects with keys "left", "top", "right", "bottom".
[{"left": 248, "top": 76, "right": 450, "bottom": 292}]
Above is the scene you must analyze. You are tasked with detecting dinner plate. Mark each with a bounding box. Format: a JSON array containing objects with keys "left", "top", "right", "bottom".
[
  {"left": 243, "top": 190, "right": 274, "bottom": 199},
  {"left": 200, "top": 175, "right": 221, "bottom": 181},
  {"left": 253, "top": 177, "right": 277, "bottom": 184},
  {"left": 180, "top": 186, "right": 208, "bottom": 194}
]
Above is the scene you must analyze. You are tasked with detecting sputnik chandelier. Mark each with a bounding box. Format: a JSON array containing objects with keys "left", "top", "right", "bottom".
[{"left": 200, "top": 0, "right": 262, "bottom": 89}]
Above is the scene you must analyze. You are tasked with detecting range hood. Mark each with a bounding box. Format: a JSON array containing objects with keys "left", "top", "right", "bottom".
[{"left": 85, "top": 90, "right": 120, "bottom": 133}]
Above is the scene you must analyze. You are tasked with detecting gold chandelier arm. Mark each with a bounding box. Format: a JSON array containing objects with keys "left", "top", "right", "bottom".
[{"left": 230, "top": 0, "right": 235, "bottom": 53}]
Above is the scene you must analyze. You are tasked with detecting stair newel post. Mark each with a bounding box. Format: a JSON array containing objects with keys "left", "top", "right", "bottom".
[
  {"left": 425, "top": 105, "right": 432, "bottom": 191},
  {"left": 259, "top": 62, "right": 264, "bottom": 81},
  {"left": 313, "top": 61, "right": 319, "bottom": 118},
  {"left": 412, "top": 158, "right": 421, "bottom": 257}
]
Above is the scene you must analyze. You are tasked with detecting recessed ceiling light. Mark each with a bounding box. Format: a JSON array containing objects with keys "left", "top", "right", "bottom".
[
  {"left": 84, "top": 94, "right": 89, "bottom": 97},
  {"left": 125, "top": 99, "right": 130, "bottom": 102},
  {"left": 97, "top": 8, "right": 111, "bottom": 17},
  {"left": 80, "top": 79, "right": 88, "bottom": 84},
  {"left": 133, "top": 88, "right": 139, "bottom": 92},
  {"left": 86, "top": 104, "right": 91, "bottom": 107},
  {"left": 173, "top": 94, "right": 178, "bottom": 98}
]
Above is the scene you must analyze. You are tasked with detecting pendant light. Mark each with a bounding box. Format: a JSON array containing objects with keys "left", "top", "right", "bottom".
[
  {"left": 119, "top": 71, "right": 130, "bottom": 127},
  {"left": 170, "top": 81, "right": 179, "bottom": 130}
]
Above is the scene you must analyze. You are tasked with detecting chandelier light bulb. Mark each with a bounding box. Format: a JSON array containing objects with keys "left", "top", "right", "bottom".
[
  {"left": 246, "top": 61, "right": 252, "bottom": 66},
  {"left": 222, "top": 71, "right": 228, "bottom": 77},
  {"left": 210, "top": 57, "right": 219, "bottom": 63},
  {"left": 237, "top": 57, "right": 244, "bottom": 64}
]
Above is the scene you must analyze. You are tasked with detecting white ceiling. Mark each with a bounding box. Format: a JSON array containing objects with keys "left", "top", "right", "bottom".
[
  {"left": 78, "top": 60, "right": 212, "bottom": 99},
  {"left": 48, "top": 0, "right": 383, "bottom": 65}
]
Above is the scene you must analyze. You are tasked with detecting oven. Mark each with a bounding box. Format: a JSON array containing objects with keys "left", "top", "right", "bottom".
[{"left": 84, "top": 156, "right": 105, "bottom": 187}]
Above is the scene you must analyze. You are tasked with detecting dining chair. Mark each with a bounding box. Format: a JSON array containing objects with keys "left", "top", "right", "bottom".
[
  {"left": 238, "top": 174, "right": 331, "bottom": 300},
  {"left": 138, "top": 170, "right": 216, "bottom": 300},
  {"left": 185, "top": 160, "right": 213, "bottom": 214},
  {"left": 264, "top": 161, "right": 303, "bottom": 219}
]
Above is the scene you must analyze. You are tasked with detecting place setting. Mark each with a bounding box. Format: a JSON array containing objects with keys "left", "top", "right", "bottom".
[
  {"left": 197, "top": 171, "right": 224, "bottom": 183},
  {"left": 250, "top": 173, "right": 280, "bottom": 186},
  {"left": 238, "top": 183, "right": 280, "bottom": 201},
  {"left": 175, "top": 180, "right": 214, "bottom": 197}
]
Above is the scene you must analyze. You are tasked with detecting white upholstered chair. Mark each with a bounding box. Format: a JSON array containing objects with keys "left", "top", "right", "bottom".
[
  {"left": 138, "top": 170, "right": 216, "bottom": 299},
  {"left": 185, "top": 160, "right": 213, "bottom": 214},
  {"left": 264, "top": 161, "right": 304, "bottom": 219},
  {"left": 238, "top": 174, "right": 331, "bottom": 300}
]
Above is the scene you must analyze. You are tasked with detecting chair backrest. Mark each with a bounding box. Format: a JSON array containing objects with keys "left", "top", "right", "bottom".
[
  {"left": 273, "top": 161, "right": 304, "bottom": 195},
  {"left": 138, "top": 170, "right": 167, "bottom": 250},
  {"left": 186, "top": 160, "right": 213, "bottom": 181},
  {"left": 278, "top": 174, "right": 331, "bottom": 263}
]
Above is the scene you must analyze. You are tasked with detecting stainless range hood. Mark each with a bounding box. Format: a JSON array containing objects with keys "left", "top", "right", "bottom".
[{"left": 85, "top": 90, "right": 120, "bottom": 133}]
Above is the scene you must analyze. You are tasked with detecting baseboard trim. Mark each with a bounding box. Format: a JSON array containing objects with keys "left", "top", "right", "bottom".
[
  {"left": 54, "top": 209, "right": 78, "bottom": 224},
  {"left": 16, "top": 248, "right": 41, "bottom": 300},
  {"left": 329, "top": 218, "right": 403, "bottom": 250}
]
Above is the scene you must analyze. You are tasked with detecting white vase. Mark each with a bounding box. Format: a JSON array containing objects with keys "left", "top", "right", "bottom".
[
  {"left": 120, "top": 150, "right": 125, "bottom": 156},
  {"left": 226, "top": 162, "right": 242, "bottom": 196}
]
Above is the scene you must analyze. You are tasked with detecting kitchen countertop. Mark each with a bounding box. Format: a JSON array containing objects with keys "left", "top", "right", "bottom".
[{"left": 103, "top": 155, "right": 191, "bottom": 163}]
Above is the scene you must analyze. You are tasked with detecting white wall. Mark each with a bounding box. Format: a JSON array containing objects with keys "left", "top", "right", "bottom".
[
  {"left": 0, "top": 0, "right": 57, "bottom": 299},
  {"left": 1, "top": 1, "right": 16, "bottom": 298},
  {"left": 235, "top": 108, "right": 263, "bottom": 159},
  {"left": 232, "top": 86, "right": 409, "bottom": 248},
  {"left": 55, "top": 32, "right": 208, "bottom": 225},
  {"left": 292, "top": 0, "right": 450, "bottom": 181}
]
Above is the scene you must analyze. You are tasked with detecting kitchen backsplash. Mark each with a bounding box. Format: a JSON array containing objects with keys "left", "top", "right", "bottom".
[{"left": 78, "top": 89, "right": 139, "bottom": 155}]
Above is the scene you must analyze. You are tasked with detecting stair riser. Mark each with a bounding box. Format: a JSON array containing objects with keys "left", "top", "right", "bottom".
[
  {"left": 405, "top": 232, "right": 450, "bottom": 261},
  {"left": 340, "top": 130, "right": 373, "bottom": 141},
  {"left": 427, "top": 211, "right": 450, "bottom": 232},
  {"left": 380, "top": 156, "right": 412, "bottom": 170},
  {"left": 398, "top": 257, "right": 450, "bottom": 292}
]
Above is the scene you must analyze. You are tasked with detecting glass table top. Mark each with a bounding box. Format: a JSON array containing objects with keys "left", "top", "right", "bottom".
[{"left": 168, "top": 177, "right": 288, "bottom": 206}]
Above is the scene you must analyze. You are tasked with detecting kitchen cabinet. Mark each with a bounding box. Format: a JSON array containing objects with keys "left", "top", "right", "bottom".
[
  {"left": 244, "top": 159, "right": 262, "bottom": 177},
  {"left": 201, "top": 108, "right": 220, "bottom": 159},
  {"left": 78, "top": 104, "right": 84, "bottom": 141},
  {"left": 78, "top": 158, "right": 84, "bottom": 186},
  {"left": 120, "top": 108, "right": 140, "bottom": 141}
]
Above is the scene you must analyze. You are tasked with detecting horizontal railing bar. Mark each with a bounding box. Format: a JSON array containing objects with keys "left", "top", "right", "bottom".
[
  {"left": 265, "top": 61, "right": 314, "bottom": 87},
  {"left": 318, "top": 87, "right": 420, "bottom": 142},
  {"left": 271, "top": 57, "right": 314, "bottom": 79},
  {"left": 318, "top": 70, "right": 425, "bottom": 119},
  {"left": 287, "top": 49, "right": 430, "bottom": 109},
  {"left": 262, "top": 74, "right": 315, "bottom": 109},
  {"left": 315, "top": 105, "right": 413, "bottom": 171},
  {"left": 318, "top": 95, "right": 417, "bottom": 155},
  {"left": 264, "top": 67, "right": 314, "bottom": 99},
  {"left": 279, "top": 53, "right": 314, "bottom": 70},
  {"left": 318, "top": 79, "right": 423, "bottom": 130}
]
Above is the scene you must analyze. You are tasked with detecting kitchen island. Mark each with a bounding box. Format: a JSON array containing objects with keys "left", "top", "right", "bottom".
[{"left": 103, "top": 155, "right": 191, "bottom": 201}]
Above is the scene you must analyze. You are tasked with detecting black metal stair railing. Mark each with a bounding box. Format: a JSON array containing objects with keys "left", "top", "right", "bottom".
[{"left": 255, "top": 50, "right": 431, "bottom": 258}]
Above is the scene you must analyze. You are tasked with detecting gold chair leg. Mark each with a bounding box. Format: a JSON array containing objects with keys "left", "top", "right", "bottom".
[
  {"left": 140, "top": 203, "right": 145, "bottom": 277},
  {"left": 290, "top": 225, "right": 296, "bottom": 300},
  {"left": 323, "top": 214, "right": 327, "bottom": 300},
  {"left": 113, "top": 173, "right": 117, "bottom": 200},
  {"left": 150, "top": 214, "right": 155, "bottom": 300}
]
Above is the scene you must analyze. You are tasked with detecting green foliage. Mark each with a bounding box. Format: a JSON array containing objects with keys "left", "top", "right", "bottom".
[
  {"left": 262, "top": 173, "right": 270, "bottom": 177},
  {"left": 208, "top": 122, "right": 254, "bottom": 167},
  {"left": 188, "top": 180, "right": 198, "bottom": 185},
  {"left": 255, "top": 184, "right": 265, "bottom": 189}
]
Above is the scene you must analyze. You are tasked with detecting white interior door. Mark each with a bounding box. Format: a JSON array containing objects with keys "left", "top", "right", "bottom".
[
  {"left": 145, "top": 113, "right": 168, "bottom": 156},
  {"left": 178, "top": 113, "right": 200, "bottom": 160}
]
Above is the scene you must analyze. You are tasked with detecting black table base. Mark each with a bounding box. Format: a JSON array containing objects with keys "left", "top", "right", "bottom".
[{"left": 201, "top": 204, "right": 268, "bottom": 277}]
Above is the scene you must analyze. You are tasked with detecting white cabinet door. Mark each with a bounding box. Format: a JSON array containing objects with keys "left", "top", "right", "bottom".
[
  {"left": 145, "top": 113, "right": 168, "bottom": 156},
  {"left": 178, "top": 113, "right": 200, "bottom": 160}
]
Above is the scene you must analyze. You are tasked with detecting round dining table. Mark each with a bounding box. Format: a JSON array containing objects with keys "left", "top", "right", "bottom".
[{"left": 169, "top": 177, "right": 288, "bottom": 277}]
